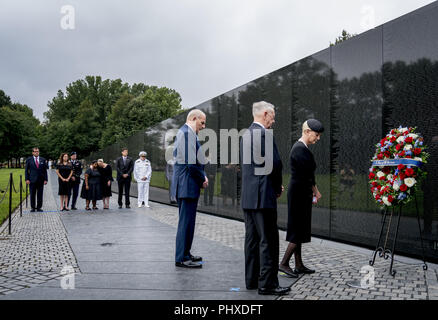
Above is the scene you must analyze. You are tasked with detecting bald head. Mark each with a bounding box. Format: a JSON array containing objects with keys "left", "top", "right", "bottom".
[
  {"left": 186, "top": 109, "right": 206, "bottom": 122},
  {"left": 186, "top": 109, "right": 206, "bottom": 134}
]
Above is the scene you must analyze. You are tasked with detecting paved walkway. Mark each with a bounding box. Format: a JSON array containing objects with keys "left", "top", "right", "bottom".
[
  {"left": 0, "top": 170, "right": 437, "bottom": 300},
  {"left": 0, "top": 173, "right": 79, "bottom": 295},
  {"left": 0, "top": 170, "right": 294, "bottom": 300}
]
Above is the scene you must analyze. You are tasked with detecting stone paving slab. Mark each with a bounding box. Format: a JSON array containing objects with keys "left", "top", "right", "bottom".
[
  {"left": 75, "top": 261, "right": 240, "bottom": 274},
  {"left": 0, "top": 170, "right": 296, "bottom": 299},
  {"left": 0, "top": 285, "right": 271, "bottom": 300},
  {"left": 0, "top": 173, "right": 79, "bottom": 295},
  {"left": 1, "top": 169, "right": 437, "bottom": 300},
  {"left": 140, "top": 199, "right": 438, "bottom": 300},
  {"left": 37, "top": 272, "right": 272, "bottom": 291}
]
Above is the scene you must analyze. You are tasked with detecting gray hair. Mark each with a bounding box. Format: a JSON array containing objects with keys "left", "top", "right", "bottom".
[
  {"left": 186, "top": 109, "right": 206, "bottom": 122},
  {"left": 252, "top": 101, "right": 275, "bottom": 118},
  {"left": 97, "top": 158, "right": 104, "bottom": 163}
]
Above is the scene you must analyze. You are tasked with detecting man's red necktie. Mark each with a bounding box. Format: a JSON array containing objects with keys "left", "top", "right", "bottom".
[{"left": 36, "top": 157, "right": 39, "bottom": 168}]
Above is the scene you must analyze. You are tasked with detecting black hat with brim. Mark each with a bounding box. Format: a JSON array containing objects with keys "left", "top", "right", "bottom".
[{"left": 307, "top": 119, "right": 324, "bottom": 133}]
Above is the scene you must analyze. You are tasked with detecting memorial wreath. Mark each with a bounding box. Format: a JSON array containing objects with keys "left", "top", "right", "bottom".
[{"left": 369, "top": 126, "right": 429, "bottom": 207}]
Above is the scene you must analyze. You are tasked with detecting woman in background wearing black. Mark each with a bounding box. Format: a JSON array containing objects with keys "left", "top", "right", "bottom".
[
  {"left": 98, "top": 159, "right": 113, "bottom": 209},
  {"left": 279, "top": 119, "right": 324, "bottom": 277},
  {"left": 80, "top": 160, "right": 103, "bottom": 210},
  {"left": 56, "top": 153, "right": 73, "bottom": 211}
]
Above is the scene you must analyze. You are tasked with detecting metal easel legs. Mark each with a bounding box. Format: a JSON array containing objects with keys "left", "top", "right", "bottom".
[{"left": 369, "top": 197, "right": 428, "bottom": 277}]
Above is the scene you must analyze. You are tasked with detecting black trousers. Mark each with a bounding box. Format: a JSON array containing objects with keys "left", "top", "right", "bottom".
[
  {"left": 29, "top": 179, "right": 45, "bottom": 210},
  {"left": 243, "top": 208, "right": 279, "bottom": 289},
  {"left": 67, "top": 182, "right": 80, "bottom": 208},
  {"left": 118, "top": 178, "right": 131, "bottom": 206}
]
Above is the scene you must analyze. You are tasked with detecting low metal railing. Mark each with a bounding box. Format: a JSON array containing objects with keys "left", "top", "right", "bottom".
[{"left": 0, "top": 173, "right": 26, "bottom": 235}]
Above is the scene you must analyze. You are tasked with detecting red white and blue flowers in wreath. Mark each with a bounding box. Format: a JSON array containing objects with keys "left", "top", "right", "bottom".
[{"left": 369, "top": 126, "right": 429, "bottom": 207}]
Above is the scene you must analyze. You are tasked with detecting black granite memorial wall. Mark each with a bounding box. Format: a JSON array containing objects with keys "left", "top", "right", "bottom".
[{"left": 86, "top": 2, "right": 438, "bottom": 262}]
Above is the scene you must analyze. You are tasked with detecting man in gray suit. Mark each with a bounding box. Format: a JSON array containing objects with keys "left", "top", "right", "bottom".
[{"left": 240, "top": 101, "right": 289, "bottom": 296}]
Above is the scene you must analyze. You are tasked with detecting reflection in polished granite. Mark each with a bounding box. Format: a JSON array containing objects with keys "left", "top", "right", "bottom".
[{"left": 86, "top": 2, "right": 438, "bottom": 262}]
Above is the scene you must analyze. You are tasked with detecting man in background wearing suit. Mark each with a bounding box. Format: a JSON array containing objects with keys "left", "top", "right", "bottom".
[
  {"left": 240, "top": 101, "right": 290, "bottom": 296},
  {"left": 68, "top": 151, "right": 82, "bottom": 210},
  {"left": 25, "top": 147, "right": 48, "bottom": 212},
  {"left": 171, "top": 109, "right": 208, "bottom": 268},
  {"left": 116, "top": 148, "right": 134, "bottom": 209}
]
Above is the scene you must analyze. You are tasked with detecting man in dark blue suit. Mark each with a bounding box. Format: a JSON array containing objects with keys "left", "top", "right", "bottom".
[
  {"left": 171, "top": 109, "right": 208, "bottom": 268},
  {"left": 25, "top": 147, "right": 48, "bottom": 212},
  {"left": 240, "top": 101, "right": 290, "bottom": 296}
]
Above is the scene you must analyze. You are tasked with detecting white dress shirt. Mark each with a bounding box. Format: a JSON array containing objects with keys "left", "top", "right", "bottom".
[{"left": 253, "top": 121, "right": 265, "bottom": 129}]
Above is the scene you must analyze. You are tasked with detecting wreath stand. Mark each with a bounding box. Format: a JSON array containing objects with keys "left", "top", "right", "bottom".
[{"left": 369, "top": 194, "right": 428, "bottom": 277}]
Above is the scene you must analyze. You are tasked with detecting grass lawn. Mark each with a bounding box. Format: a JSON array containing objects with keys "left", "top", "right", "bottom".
[{"left": 0, "top": 169, "right": 27, "bottom": 226}]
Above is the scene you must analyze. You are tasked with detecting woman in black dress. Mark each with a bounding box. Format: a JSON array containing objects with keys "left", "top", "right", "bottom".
[
  {"left": 80, "top": 160, "right": 103, "bottom": 210},
  {"left": 56, "top": 153, "right": 73, "bottom": 211},
  {"left": 97, "top": 159, "right": 113, "bottom": 209},
  {"left": 279, "top": 119, "right": 323, "bottom": 277}
]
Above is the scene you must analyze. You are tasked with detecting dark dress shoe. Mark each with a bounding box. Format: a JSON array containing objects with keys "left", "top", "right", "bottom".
[
  {"left": 258, "top": 287, "right": 290, "bottom": 296},
  {"left": 246, "top": 285, "right": 257, "bottom": 290},
  {"left": 279, "top": 265, "right": 299, "bottom": 278},
  {"left": 175, "top": 261, "right": 202, "bottom": 268},
  {"left": 30, "top": 209, "right": 36, "bottom": 212},
  {"left": 190, "top": 255, "right": 202, "bottom": 262},
  {"left": 295, "top": 266, "right": 315, "bottom": 274},
  {"left": 126, "top": 205, "right": 131, "bottom": 209},
  {"left": 71, "top": 207, "right": 77, "bottom": 210},
  {"left": 37, "top": 209, "right": 43, "bottom": 212},
  {"left": 118, "top": 206, "right": 123, "bottom": 209}
]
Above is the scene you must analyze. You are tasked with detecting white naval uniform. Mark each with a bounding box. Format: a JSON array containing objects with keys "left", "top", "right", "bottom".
[{"left": 134, "top": 158, "right": 152, "bottom": 206}]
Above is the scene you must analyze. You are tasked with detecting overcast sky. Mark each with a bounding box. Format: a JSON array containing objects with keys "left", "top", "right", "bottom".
[{"left": 0, "top": 0, "right": 435, "bottom": 121}]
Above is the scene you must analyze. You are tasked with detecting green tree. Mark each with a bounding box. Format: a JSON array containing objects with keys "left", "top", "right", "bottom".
[
  {"left": 100, "top": 86, "right": 182, "bottom": 148},
  {"left": 72, "top": 99, "right": 101, "bottom": 155},
  {"left": 0, "top": 89, "right": 11, "bottom": 107},
  {"left": 0, "top": 106, "right": 21, "bottom": 162},
  {"left": 0, "top": 102, "right": 40, "bottom": 165},
  {"left": 100, "top": 92, "right": 134, "bottom": 147},
  {"left": 43, "top": 120, "right": 75, "bottom": 160},
  {"left": 330, "top": 30, "right": 357, "bottom": 46},
  {"left": 41, "top": 76, "right": 183, "bottom": 158}
]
